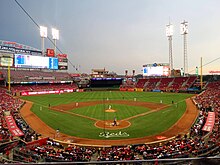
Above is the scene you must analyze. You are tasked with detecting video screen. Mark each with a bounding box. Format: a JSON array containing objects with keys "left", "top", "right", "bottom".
[
  {"left": 0, "top": 57, "right": 13, "bottom": 66},
  {"left": 143, "top": 63, "right": 169, "bottom": 76},
  {"left": 14, "top": 54, "right": 58, "bottom": 69}
]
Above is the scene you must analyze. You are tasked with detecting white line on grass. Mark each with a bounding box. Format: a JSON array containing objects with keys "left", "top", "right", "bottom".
[{"left": 49, "top": 112, "right": 58, "bottom": 116}]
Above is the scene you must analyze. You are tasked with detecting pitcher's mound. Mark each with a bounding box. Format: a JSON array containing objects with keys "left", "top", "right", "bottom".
[
  {"left": 95, "top": 120, "right": 131, "bottom": 130},
  {"left": 105, "top": 109, "right": 116, "bottom": 112}
]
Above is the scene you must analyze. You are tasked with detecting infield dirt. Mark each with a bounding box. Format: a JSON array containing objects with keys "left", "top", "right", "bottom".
[{"left": 20, "top": 98, "right": 198, "bottom": 146}]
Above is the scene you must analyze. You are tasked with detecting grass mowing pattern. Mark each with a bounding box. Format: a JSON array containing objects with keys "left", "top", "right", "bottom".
[
  {"left": 71, "top": 104, "right": 150, "bottom": 120},
  {"left": 22, "top": 92, "right": 193, "bottom": 139}
]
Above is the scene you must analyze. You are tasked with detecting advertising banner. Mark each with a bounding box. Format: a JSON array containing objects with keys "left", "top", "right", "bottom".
[
  {"left": 5, "top": 115, "right": 24, "bottom": 137},
  {"left": 46, "top": 49, "right": 55, "bottom": 57},
  {"left": 202, "top": 112, "right": 215, "bottom": 132},
  {"left": 26, "top": 137, "right": 48, "bottom": 147},
  {"left": 21, "top": 89, "right": 75, "bottom": 96},
  {"left": 57, "top": 54, "right": 68, "bottom": 70}
]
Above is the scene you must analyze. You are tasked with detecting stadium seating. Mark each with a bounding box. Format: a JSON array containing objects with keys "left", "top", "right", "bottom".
[
  {"left": 144, "top": 78, "right": 161, "bottom": 91},
  {"left": 0, "top": 89, "right": 23, "bottom": 142},
  {"left": 182, "top": 76, "right": 197, "bottom": 90},
  {"left": 1, "top": 69, "right": 72, "bottom": 82},
  {"left": 136, "top": 76, "right": 198, "bottom": 92},
  {"left": 169, "top": 77, "right": 189, "bottom": 91},
  {"left": 0, "top": 79, "right": 220, "bottom": 164},
  {"left": 10, "top": 83, "right": 78, "bottom": 94},
  {"left": 135, "top": 79, "right": 149, "bottom": 88},
  {"left": 157, "top": 77, "right": 174, "bottom": 91}
]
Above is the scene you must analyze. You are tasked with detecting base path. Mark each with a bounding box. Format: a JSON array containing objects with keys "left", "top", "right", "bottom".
[{"left": 20, "top": 98, "right": 198, "bottom": 146}]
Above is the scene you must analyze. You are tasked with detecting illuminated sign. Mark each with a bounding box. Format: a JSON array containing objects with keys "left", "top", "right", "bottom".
[
  {"left": 0, "top": 45, "right": 41, "bottom": 54},
  {"left": 143, "top": 63, "right": 170, "bottom": 76},
  {"left": 21, "top": 89, "right": 74, "bottom": 96},
  {"left": 14, "top": 54, "right": 58, "bottom": 69},
  {"left": 209, "top": 71, "right": 220, "bottom": 74},
  {"left": 0, "top": 53, "right": 13, "bottom": 66},
  {"left": 57, "top": 54, "right": 68, "bottom": 70},
  {"left": 46, "top": 49, "right": 55, "bottom": 57}
]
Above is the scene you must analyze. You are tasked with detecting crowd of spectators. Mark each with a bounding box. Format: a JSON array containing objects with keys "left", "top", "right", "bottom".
[
  {"left": 0, "top": 88, "right": 39, "bottom": 143},
  {"left": 0, "top": 89, "right": 22, "bottom": 142},
  {"left": 1, "top": 69, "right": 72, "bottom": 82},
  {"left": 10, "top": 83, "right": 78, "bottom": 94}
]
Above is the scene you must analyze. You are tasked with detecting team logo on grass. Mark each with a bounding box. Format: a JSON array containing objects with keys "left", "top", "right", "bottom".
[{"left": 99, "top": 131, "right": 129, "bottom": 138}]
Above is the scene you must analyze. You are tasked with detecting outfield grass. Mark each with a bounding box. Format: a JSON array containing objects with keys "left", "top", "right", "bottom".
[
  {"left": 71, "top": 104, "right": 151, "bottom": 120},
  {"left": 22, "top": 91, "right": 193, "bottom": 139}
]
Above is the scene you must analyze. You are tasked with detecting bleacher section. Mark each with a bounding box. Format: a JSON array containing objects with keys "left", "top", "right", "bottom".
[
  {"left": 120, "top": 79, "right": 136, "bottom": 91},
  {"left": 10, "top": 83, "right": 78, "bottom": 94},
  {"left": 0, "top": 69, "right": 79, "bottom": 95},
  {"left": 0, "top": 89, "right": 24, "bottom": 142},
  {"left": 135, "top": 79, "right": 148, "bottom": 88},
  {"left": 157, "top": 77, "right": 173, "bottom": 91},
  {"left": 144, "top": 78, "right": 160, "bottom": 91},
  {"left": 1, "top": 69, "right": 72, "bottom": 82},
  {"left": 136, "top": 76, "right": 197, "bottom": 92}
]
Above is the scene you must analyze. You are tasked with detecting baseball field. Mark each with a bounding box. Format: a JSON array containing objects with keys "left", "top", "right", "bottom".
[{"left": 20, "top": 91, "right": 198, "bottom": 146}]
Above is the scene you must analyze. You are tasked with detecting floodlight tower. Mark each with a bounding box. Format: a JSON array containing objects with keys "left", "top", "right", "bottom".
[
  {"left": 52, "top": 28, "right": 59, "bottom": 56},
  {"left": 166, "top": 23, "right": 174, "bottom": 77},
  {"left": 180, "top": 20, "right": 188, "bottom": 76},
  {"left": 40, "top": 26, "right": 48, "bottom": 56}
]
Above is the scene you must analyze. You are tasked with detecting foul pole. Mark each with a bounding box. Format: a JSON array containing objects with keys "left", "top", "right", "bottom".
[{"left": 200, "top": 57, "right": 203, "bottom": 89}]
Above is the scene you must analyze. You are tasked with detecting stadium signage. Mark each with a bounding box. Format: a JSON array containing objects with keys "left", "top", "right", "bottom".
[
  {"left": 46, "top": 48, "right": 55, "bottom": 57},
  {"left": 202, "top": 112, "right": 215, "bottom": 132},
  {"left": 5, "top": 115, "right": 24, "bottom": 137},
  {"left": 209, "top": 70, "right": 220, "bottom": 74},
  {"left": 92, "top": 78, "right": 122, "bottom": 80},
  {"left": 57, "top": 54, "right": 68, "bottom": 70},
  {"left": 99, "top": 131, "right": 129, "bottom": 138},
  {"left": 0, "top": 45, "right": 41, "bottom": 54},
  {"left": 21, "top": 89, "right": 75, "bottom": 96},
  {"left": 57, "top": 54, "right": 67, "bottom": 58}
]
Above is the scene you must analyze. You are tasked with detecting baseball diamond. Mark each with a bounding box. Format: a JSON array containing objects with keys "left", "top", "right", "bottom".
[{"left": 20, "top": 91, "right": 198, "bottom": 146}]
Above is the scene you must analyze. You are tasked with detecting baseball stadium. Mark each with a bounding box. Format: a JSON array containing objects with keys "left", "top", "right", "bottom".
[
  {"left": 0, "top": 1, "right": 220, "bottom": 165},
  {"left": 0, "top": 38, "right": 219, "bottom": 165}
]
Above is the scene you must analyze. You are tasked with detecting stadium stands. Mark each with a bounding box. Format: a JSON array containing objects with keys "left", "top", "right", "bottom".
[
  {"left": 120, "top": 79, "right": 136, "bottom": 91},
  {"left": 10, "top": 83, "right": 78, "bottom": 94},
  {"left": 135, "top": 78, "right": 148, "bottom": 88},
  {"left": 157, "top": 77, "right": 173, "bottom": 91},
  {"left": 1, "top": 69, "right": 72, "bottom": 82},
  {"left": 170, "top": 77, "right": 189, "bottom": 91},
  {"left": 136, "top": 76, "right": 197, "bottom": 92},
  {"left": 0, "top": 78, "right": 219, "bottom": 164},
  {"left": 144, "top": 77, "right": 160, "bottom": 91}
]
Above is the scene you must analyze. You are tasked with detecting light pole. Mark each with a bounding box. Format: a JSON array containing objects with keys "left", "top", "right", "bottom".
[
  {"left": 52, "top": 28, "right": 59, "bottom": 56},
  {"left": 166, "top": 23, "right": 174, "bottom": 77},
  {"left": 40, "top": 26, "right": 47, "bottom": 56},
  {"left": 180, "top": 20, "right": 188, "bottom": 77}
]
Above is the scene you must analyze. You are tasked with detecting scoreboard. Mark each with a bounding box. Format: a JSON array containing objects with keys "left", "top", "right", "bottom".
[
  {"left": 143, "top": 63, "right": 169, "bottom": 77},
  {"left": 14, "top": 54, "right": 58, "bottom": 70},
  {"left": 57, "top": 54, "right": 68, "bottom": 70},
  {"left": 0, "top": 53, "right": 13, "bottom": 67}
]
